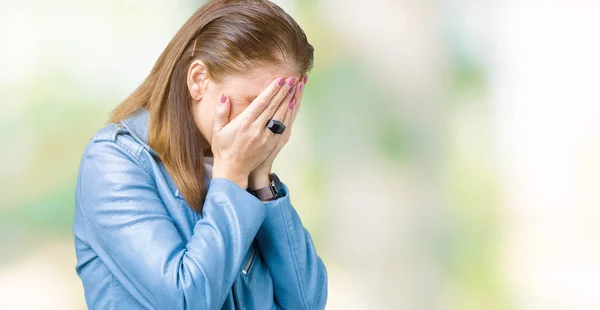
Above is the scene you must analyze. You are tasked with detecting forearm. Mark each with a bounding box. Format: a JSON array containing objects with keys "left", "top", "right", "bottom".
[{"left": 253, "top": 182, "right": 328, "bottom": 310}]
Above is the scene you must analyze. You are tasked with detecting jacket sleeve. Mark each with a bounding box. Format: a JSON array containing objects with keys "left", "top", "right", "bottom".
[
  {"left": 75, "top": 141, "right": 266, "bottom": 310},
  {"left": 254, "top": 182, "right": 328, "bottom": 310}
]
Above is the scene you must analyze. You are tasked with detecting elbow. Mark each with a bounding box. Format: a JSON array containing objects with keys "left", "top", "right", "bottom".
[
  {"left": 144, "top": 257, "right": 217, "bottom": 310},
  {"left": 175, "top": 257, "right": 218, "bottom": 310},
  {"left": 302, "top": 257, "right": 328, "bottom": 310},
  {"left": 313, "top": 258, "right": 329, "bottom": 310}
]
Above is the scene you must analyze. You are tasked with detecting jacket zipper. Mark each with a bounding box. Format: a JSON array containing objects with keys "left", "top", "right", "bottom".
[
  {"left": 242, "top": 246, "right": 256, "bottom": 275},
  {"left": 233, "top": 246, "right": 256, "bottom": 308}
]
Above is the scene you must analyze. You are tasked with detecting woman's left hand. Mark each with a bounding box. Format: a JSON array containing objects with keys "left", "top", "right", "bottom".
[{"left": 248, "top": 75, "right": 307, "bottom": 189}]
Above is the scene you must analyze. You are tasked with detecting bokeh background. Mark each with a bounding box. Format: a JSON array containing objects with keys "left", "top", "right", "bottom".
[{"left": 2, "top": 0, "right": 600, "bottom": 309}]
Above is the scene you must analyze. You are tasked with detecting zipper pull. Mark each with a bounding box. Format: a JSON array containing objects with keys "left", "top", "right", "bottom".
[{"left": 242, "top": 246, "right": 256, "bottom": 275}]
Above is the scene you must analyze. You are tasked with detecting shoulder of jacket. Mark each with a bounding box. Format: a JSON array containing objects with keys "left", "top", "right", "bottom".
[
  {"left": 88, "top": 123, "right": 149, "bottom": 170},
  {"left": 92, "top": 123, "right": 126, "bottom": 143}
]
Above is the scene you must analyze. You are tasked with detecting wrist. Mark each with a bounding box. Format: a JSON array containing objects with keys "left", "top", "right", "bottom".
[
  {"left": 248, "top": 172, "right": 283, "bottom": 202},
  {"left": 212, "top": 165, "right": 248, "bottom": 190},
  {"left": 248, "top": 171, "right": 270, "bottom": 191}
]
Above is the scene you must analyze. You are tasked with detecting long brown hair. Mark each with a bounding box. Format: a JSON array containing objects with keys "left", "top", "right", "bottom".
[{"left": 110, "top": 0, "right": 314, "bottom": 213}]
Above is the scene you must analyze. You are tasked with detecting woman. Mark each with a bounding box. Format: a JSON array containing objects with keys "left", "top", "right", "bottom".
[{"left": 73, "top": 0, "right": 327, "bottom": 309}]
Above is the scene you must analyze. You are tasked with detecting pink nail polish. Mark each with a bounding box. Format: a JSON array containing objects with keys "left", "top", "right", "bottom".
[
  {"left": 303, "top": 75, "right": 308, "bottom": 83},
  {"left": 220, "top": 94, "right": 227, "bottom": 103},
  {"left": 299, "top": 83, "right": 304, "bottom": 91},
  {"left": 289, "top": 98, "right": 296, "bottom": 109},
  {"left": 278, "top": 78, "right": 286, "bottom": 86},
  {"left": 289, "top": 85, "right": 296, "bottom": 95},
  {"left": 288, "top": 77, "right": 296, "bottom": 86}
]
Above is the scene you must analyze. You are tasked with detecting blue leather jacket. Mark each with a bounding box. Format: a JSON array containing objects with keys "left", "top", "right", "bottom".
[{"left": 73, "top": 108, "right": 328, "bottom": 309}]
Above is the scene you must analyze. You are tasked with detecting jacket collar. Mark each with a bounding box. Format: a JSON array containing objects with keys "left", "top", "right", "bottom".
[{"left": 119, "top": 107, "right": 160, "bottom": 157}]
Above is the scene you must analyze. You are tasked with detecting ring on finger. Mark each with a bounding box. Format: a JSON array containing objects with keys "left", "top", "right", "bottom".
[{"left": 266, "top": 119, "right": 286, "bottom": 134}]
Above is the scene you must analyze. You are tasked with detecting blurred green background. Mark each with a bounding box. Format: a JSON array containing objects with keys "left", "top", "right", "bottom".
[{"left": 2, "top": 0, "right": 600, "bottom": 309}]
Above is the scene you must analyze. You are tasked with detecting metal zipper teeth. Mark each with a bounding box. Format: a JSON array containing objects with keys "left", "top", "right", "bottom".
[{"left": 242, "top": 247, "right": 256, "bottom": 275}]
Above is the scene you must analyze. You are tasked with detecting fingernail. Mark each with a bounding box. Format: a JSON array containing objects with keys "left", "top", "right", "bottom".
[
  {"left": 289, "top": 85, "right": 296, "bottom": 95},
  {"left": 288, "top": 77, "right": 296, "bottom": 86},
  {"left": 289, "top": 98, "right": 296, "bottom": 110},
  {"left": 278, "top": 78, "right": 286, "bottom": 86},
  {"left": 220, "top": 94, "right": 227, "bottom": 103},
  {"left": 304, "top": 75, "right": 308, "bottom": 83},
  {"left": 299, "top": 83, "right": 304, "bottom": 91}
]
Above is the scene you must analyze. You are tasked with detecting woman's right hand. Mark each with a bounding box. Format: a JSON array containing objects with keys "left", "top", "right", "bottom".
[{"left": 211, "top": 76, "right": 296, "bottom": 189}]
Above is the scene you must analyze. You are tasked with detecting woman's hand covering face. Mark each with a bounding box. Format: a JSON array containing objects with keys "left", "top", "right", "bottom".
[
  {"left": 250, "top": 75, "right": 306, "bottom": 180},
  {"left": 210, "top": 75, "right": 305, "bottom": 189}
]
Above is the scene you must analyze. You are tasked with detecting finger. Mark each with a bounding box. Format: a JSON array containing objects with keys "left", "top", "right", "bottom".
[
  {"left": 213, "top": 93, "right": 231, "bottom": 134},
  {"left": 281, "top": 97, "right": 295, "bottom": 132},
  {"left": 271, "top": 81, "right": 298, "bottom": 127},
  {"left": 236, "top": 77, "right": 285, "bottom": 122},
  {"left": 254, "top": 76, "right": 296, "bottom": 127},
  {"left": 282, "top": 78, "right": 303, "bottom": 125},
  {"left": 289, "top": 77, "right": 306, "bottom": 125}
]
